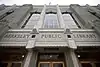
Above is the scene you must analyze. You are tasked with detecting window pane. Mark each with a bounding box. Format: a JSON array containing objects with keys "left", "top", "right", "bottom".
[
  {"left": 40, "top": 63, "right": 50, "bottom": 67},
  {"left": 53, "top": 63, "right": 63, "bottom": 67},
  {"left": 11, "top": 63, "right": 21, "bottom": 67},
  {"left": 81, "top": 63, "right": 92, "bottom": 67},
  {"left": 24, "top": 14, "right": 40, "bottom": 29},
  {"left": 44, "top": 14, "right": 59, "bottom": 28},
  {"left": 63, "top": 14, "right": 78, "bottom": 29}
]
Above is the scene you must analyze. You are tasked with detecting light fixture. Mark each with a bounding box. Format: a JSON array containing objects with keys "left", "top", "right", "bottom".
[
  {"left": 22, "top": 55, "right": 24, "bottom": 58},
  {"left": 78, "top": 55, "right": 80, "bottom": 58},
  {"left": 50, "top": 55, "right": 52, "bottom": 58}
]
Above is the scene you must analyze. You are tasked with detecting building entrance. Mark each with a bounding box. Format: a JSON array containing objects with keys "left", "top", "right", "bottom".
[
  {"left": 38, "top": 61, "right": 64, "bottom": 67},
  {"left": 37, "top": 53, "right": 66, "bottom": 67}
]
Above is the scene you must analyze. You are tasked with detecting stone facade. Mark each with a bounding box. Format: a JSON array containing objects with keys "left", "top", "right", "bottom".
[{"left": 0, "top": 4, "right": 100, "bottom": 67}]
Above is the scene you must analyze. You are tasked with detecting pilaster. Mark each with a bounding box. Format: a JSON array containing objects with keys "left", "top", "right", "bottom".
[
  {"left": 65, "top": 49, "right": 80, "bottom": 67},
  {"left": 34, "top": 4, "right": 46, "bottom": 29},
  {"left": 56, "top": 4, "right": 65, "bottom": 28},
  {"left": 23, "top": 50, "right": 38, "bottom": 67}
]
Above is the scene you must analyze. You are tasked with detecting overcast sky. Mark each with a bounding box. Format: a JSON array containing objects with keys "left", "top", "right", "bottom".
[{"left": 0, "top": 0, "right": 100, "bottom": 5}]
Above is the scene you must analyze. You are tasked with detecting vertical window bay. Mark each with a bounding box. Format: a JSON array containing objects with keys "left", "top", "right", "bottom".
[{"left": 43, "top": 14, "right": 59, "bottom": 28}]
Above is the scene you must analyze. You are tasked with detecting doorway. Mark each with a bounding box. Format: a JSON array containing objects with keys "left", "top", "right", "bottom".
[
  {"left": 37, "top": 53, "right": 66, "bottom": 67},
  {"left": 38, "top": 61, "right": 64, "bottom": 67}
]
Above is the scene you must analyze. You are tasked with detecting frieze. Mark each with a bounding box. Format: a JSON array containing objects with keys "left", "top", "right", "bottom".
[
  {"left": 41, "top": 34, "right": 62, "bottom": 38},
  {"left": 72, "top": 33, "right": 100, "bottom": 42},
  {"left": 73, "top": 34, "right": 96, "bottom": 38},
  {"left": 3, "top": 34, "right": 29, "bottom": 38},
  {"left": 36, "top": 33, "right": 65, "bottom": 42}
]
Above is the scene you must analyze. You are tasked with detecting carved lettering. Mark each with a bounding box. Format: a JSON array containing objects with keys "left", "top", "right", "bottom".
[
  {"left": 4, "top": 34, "right": 29, "bottom": 38},
  {"left": 74, "top": 34, "right": 97, "bottom": 38},
  {"left": 41, "top": 34, "right": 62, "bottom": 38}
]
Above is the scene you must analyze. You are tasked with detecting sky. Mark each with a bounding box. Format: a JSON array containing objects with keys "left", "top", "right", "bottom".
[{"left": 0, "top": 0, "right": 100, "bottom": 5}]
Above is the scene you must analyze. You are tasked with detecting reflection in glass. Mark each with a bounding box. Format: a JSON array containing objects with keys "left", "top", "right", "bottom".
[
  {"left": 63, "top": 14, "right": 78, "bottom": 28},
  {"left": 53, "top": 63, "right": 63, "bottom": 67},
  {"left": 44, "top": 14, "right": 59, "bottom": 28},
  {"left": 11, "top": 63, "right": 21, "bottom": 67},
  {"left": 40, "top": 63, "right": 50, "bottom": 67},
  {"left": 24, "top": 14, "right": 40, "bottom": 28}
]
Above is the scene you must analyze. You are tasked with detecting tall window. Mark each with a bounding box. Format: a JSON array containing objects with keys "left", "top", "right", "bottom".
[
  {"left": 22, "top": 11, "right": 41, "bottom": 28},
  {"left": 43, "top": 14, "right": 59, "bottom": 28},
  {"left": 62, "top": 14, "right": 78, "bottom": 28},
  {"left": 24, "top": 14, "right": 40, "bottom": 28}
]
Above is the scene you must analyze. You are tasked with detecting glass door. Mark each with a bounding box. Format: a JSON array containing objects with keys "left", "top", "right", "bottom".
[
  {"left": 52, "top": 62, "right": 64, "bottom": 67},
  {"left": 38, "top": 61, "right": 64, "bottom": 67},
  {"left": 38, "top": 62, "right": 51, "bottom": 67}
]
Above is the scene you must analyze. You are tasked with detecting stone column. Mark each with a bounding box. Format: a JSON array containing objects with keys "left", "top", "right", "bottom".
[
  {"left": 34, "top": 4, "right": 46, "bottom": 29},
  {"left": 56, "top": 4, "right": 65, "bottom": 28},
  {"left": 23, "top": 50, "right": 38, "bottom": 67},
  {"left": 65, "top": 49, "right": 80, "bottom": 67}
]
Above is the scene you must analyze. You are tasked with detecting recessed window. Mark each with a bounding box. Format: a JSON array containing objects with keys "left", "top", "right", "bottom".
[
  {"left": 31, "top": 35, "right": 36, "bottom": 38},
  {"left": 22, "top": 12, "right": 40, "bottom": 28},
  {"left": 67, "top": 35, "right": 71, "bottom": 38},
  {"left": 44, "top": 14, "right": 59, "bottom": 28},
  {"left": 62, "top": 14, "right": 79, "bottom": 28}
]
